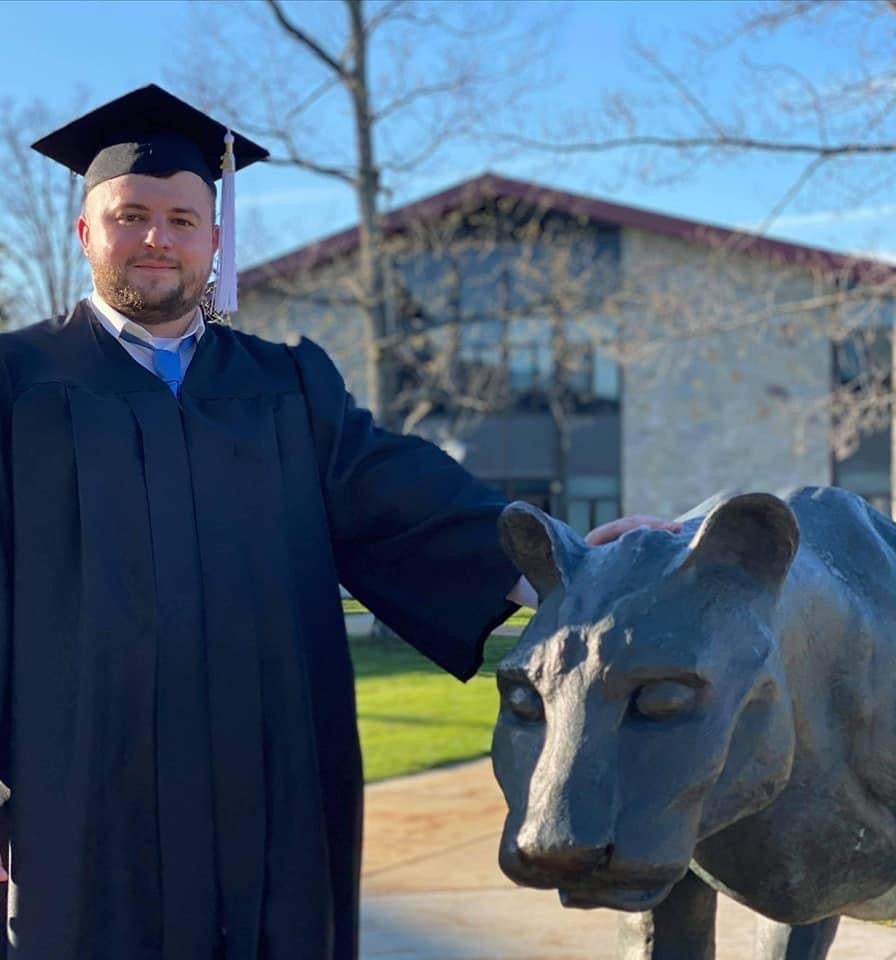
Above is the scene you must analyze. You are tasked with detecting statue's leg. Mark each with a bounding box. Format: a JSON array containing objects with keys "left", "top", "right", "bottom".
[
  {"left": 753, "top": 915, "right": 840, "bottom": 960},
  {"left": 618, "top": 870, "right": 717, "bottom": 960}
]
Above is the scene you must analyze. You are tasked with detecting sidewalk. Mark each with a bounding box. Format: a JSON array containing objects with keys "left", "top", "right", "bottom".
[
  {"left": 360, "top": 758, "right": 896, "bottom": 960},
  {"left": 346, "top": 613, "right": 522, "bottom": 638}
]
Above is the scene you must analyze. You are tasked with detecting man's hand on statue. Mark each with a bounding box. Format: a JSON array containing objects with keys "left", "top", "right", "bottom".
[
  {"left": 507, "top": 514, "right": 682, "bottom": 609},
  {"left": 585, "top": 514, "right": 681, "bottom": 546}
]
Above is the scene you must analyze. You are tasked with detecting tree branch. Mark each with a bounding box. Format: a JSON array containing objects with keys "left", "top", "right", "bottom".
[
  {"left": 750, "top": 154, "right": 829, "bottom": 236},
  {"left": 364, "top": 0, "right": 409, "bottom": 36},
  {"left": 283, "top": 75, "right": 342, "bottom": 123},
  {"left": 494, "top": 131, "right": 896, "bottom": 158},
  {"left": 699, "top": 0, "right": 822, "bottom": 50},
  {"left": 374, "top": 4, "right": 495, "bottom": 40},
  {"left": 264, "top": 0, "right": 348, "bottom": 78},
  {"left": 635, "top": 42, "right": 726, "bottom": 137},
  {"left": 267, "top": 153, "right": 357, "bottom": 185},
  {"left": 373, "top": 75, "right": 475, "bottom": 123}
]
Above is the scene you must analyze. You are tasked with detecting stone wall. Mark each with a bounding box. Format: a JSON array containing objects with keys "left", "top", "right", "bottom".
[
  {"left": 619, "top": 229, "right": 833, "bottom": 517},
  {"left": 236, "top": 264, "right": 369, "bottom": 407}
]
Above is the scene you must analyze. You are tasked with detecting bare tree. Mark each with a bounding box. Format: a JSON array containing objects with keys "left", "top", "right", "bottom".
[
  {"left": 504, "top": 2, "right": 896, "bottom": 223},
  {"left": 238, "top": 176, "right": 623, "bottom": 527},
  {"left": 177, "top": 0, "right": 552, "bottom": 431},
  {"left": 0, "top": 248, "right": 14, "bottom": 330},
  {"left": 0, "top": 99, "right": 88, "bottom": 326},
  {"left": 186, "top": 0, "right": 896, "bottom": 518},
  {"left": 493, "top": 0, "right": 896, "bottom": 512}
]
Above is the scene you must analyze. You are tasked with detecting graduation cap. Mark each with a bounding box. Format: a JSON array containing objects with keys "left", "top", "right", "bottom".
[{"left": 32, "top": 83, "right": 269, "bottom": 314}]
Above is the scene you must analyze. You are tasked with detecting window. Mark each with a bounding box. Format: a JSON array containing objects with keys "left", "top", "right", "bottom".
[
  {"left": 456, "top": 247, "right": 509, "bottom": 319},
  {"left": 561, "top": 346, "right": 620, "bottom": 400},
  {"left": 393, "top": 253, "right": 459, "bottom": 329},
  {"left": 499, "top": 479, "right": 552, "bottom": 513},
  {"left": 459, "top": 318, "right": 503, "bottom": 368},
  {"left": 509, "top": 341, "right": 552, "bottom": 391},
  {"left": 833, "top": 328, "right": 891, "bottom": 388},
  {"left": 830, "top": 328, "right": 891, "bottom": 516},
  {"left": 568, "top": 498, "right": 620, "bottom": 535},
  {"left": 592, "top": 351, "right": 620, "bottom": 400},
  {"left": 566, "top": 476, "right": 620, "bottom": 534},
  {"left": 561, "top": 310, "right": 620, "bottom": 406},
  {"left": 833, "top": 463, "right": 891, "bottom": 518}
]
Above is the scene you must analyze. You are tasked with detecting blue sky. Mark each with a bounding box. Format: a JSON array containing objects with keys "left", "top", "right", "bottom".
[{"left": 1, "top": 0, "right": 892, "bottom": 267}]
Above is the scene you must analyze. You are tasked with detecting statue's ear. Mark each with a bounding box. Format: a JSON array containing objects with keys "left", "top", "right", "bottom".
[
  {"left": 498, "top": 501, "right": 588, "bottom": 600},
  {"left": 681, "top": 493, "right": 799, "bottom": 590}
]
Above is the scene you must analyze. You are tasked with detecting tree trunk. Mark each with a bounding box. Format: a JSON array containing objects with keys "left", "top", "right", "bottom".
[
  {"left": 549, "top": 306, "right": 569, "bottom": 521},
  {"left": 346, "top": 0, "right": 400, "bottom": 431},
  {"left": 891, "top": 326, "right": 895, "bottom": 519}
]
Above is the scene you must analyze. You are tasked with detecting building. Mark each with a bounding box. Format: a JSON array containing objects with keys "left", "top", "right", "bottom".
[{"left": 236, "top": 173, "right": 895, "bottom": 525}]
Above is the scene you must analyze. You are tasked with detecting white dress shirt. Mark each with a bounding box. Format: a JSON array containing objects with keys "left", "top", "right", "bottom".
[{"left": 89, "top": 290, "right": 204, "bottom": 380}]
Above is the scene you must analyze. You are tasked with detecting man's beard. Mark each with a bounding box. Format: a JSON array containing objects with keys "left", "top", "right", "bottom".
[{"left": 91, "top": 256, "right": 211, "bottom": 327}]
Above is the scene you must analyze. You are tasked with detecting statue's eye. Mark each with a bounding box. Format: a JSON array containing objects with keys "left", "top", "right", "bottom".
[
  {"left": 499, "top": 677, "right": 545, "bottom": 723},
  {"left": 632, "top": 681, "right": 699, "bottom": 720}
]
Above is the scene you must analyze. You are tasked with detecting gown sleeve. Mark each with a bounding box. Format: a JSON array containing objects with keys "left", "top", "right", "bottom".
[{"left": 291, "top": 337, "right": 520, "bottom": 680}]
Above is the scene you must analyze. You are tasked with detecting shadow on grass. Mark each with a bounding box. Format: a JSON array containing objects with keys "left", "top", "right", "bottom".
[
  {"left": 350, "top": 634, "right": 519, "bottom": 680},
  {"left": 357, "top": 712, "right": 492, "bottom": 728}
]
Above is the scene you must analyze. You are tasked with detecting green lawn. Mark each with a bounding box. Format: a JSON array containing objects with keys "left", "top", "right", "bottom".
[
  {"left": 342, "top": 596, "right": 533, "bottom": 628},
  {"left": 502, "top": 608, "right": 534, "bottom": 628},
  {"left": 342, "top": 598, "right": 369, "bottom": 615},
  {"left": 352, "top": 632, "right": 519, "bottom": 782}
]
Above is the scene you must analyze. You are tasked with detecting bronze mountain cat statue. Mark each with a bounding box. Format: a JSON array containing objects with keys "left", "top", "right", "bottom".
[{"left": 493, "top": 487, "right": 896, "bottom": 960}]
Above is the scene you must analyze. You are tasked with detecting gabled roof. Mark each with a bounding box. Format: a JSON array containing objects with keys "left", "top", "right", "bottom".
[{"left": 239, "top": 172, "right": 895, "bottom": 290}]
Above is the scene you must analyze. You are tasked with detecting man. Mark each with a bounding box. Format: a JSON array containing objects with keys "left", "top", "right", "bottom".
[{"left": 0, "top": 85, "right": 675, "bottom": 960}]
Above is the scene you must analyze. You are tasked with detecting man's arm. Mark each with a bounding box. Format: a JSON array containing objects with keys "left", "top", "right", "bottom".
[
  {"left": 506, "top": 515, "right": 683, "bottom": 609},
  {"left": 292, "top": 337, "right": 519, "bottom": 680}
]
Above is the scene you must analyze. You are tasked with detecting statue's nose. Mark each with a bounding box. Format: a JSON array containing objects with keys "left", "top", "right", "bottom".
[{"left": 516, "top": 827, "right": 612, "bottom": 874}]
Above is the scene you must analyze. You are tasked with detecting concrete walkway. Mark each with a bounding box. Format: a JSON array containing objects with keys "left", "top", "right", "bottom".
[
  {"left": 360, "top": 759, "right": 896, "bottom": 960},
  {"left": 346, "top": 612, "right": 521, "bottom": 638}
]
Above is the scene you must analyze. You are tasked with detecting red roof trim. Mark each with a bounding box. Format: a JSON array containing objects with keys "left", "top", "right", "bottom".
[{"left": 239, "top": 172, "right": 896, "bottom": 290}]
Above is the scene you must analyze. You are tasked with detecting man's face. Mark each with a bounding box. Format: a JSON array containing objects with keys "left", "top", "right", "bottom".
[{"left": 78, "top": 171, "right": 219, "bottom": 327}]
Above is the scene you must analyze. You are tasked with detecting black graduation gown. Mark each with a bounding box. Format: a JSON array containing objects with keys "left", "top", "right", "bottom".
[{"left": 0, "top": 301, "right": 519, "bottom": 960}]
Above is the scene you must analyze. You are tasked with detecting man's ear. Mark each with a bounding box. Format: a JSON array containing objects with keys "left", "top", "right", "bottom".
[
  {"left": 76, "top": 214, "right": 90, "bottom": 256},
  {"left": 212, "top": 223, "right": 220, "bottom": 255}
]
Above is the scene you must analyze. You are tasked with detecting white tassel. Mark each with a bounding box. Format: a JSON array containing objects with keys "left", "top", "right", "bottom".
[{"left": 213, "top": 130, "right": 238, "bottom": 314}]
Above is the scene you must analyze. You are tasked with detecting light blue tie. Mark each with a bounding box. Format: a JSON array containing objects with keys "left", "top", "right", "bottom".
[{"left": 119, "top": 329, "right": 195, "bottom": 396}]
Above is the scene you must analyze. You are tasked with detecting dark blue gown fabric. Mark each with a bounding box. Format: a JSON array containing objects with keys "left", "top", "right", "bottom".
[{"left": 0, "top": 302, "right": 519, "bottom": 959}]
